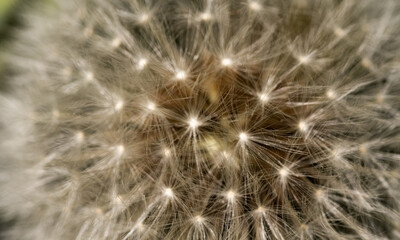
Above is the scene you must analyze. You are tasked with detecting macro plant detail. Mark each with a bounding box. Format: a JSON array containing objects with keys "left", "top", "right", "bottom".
[{"left": 0, "top": 0, "right": 399, "bottom": 239}]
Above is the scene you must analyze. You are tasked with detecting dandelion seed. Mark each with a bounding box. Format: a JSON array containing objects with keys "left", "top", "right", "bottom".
[
  {"left": 137, "top": 58, "right": 148, "bottom": 70},
  {"left": 300, "top": 224, "right": 308, "bottom": 231},
  {"left": 376, "top": 93, "right": 384, "bottom": 103},
  {"left": 75, "top": 131, "right": 84, "bottom": 143},
  {"left": 361, "top": 58, "right": 374, "bottom": 69},
  {"left": 258, "top": 93, "right": 270, "bottom": 103},
  {"left": 298, "top": 120, "right": 309, "bottom": 132},
  {"left": 84, "top": 71, "right": 94, "bottom": 82},
  {"left": 249, "top": 1, "right": 262, "bottom": 11},
  {"left": 146, "top": 101, "right": 156, "bottom": 111},
  {"left": 315, "top": 189, "right": 324, "bottom": 200},
  {"left": 222, "top": 151, "right": 230, "bottom": 158},
  {"left": 225, "top": 190, "right": 236, "bottom": 202},
  {"left": 175, "top": 70, "right": 187, "bottom": 80},
  {"left": 163, "top": 187, "right": 174, "bottom": 198},
  {"left": 114, "top": 100, "right": 124, "bottom": 111},
  {"left": 279, "top": 167, "right": 289, "bottom": 178},
  {"left": 139, "top": 13, "right": 149, "bottom": 23},
  {"left": 331, "top": 148, "right": 342, "bottom": 160},
  {"left": 111, "top": 38, "right": 122, "bottom": 48},
  {"left": 62, "top": 67, "right": 72, "bottom": 77},
  {"left": 239, "top": 132, "right": 249, "bottom": 142},
  {"left": 114, "top": 195, "right": 123, "bottom": 205},
  {"left": 326, "top": 89, "right": 336, "bottom": 99},
  {"left": 137, "top": 222, "right": 145, "bottom": 231},
  {"left": 163, "top": 148, "right": 171, "bottom": 158},
  {"left": 52, "top": 109, "right": 60, "bottom": 119},
  {"left": 255, "top": 206, "right": 265, "bottom": 214},
  {"left": 115, "top": 145, "right": 125, "bottom": 157},
  {"left": 194, "top": 215, "right": 204, "bottom": 224},
  {"left": 95, "top": 208, "right": 103, "bottom": 215},
  {"left": 359, "top": 145, "right": 368, "bottom": 155},
  {"left": 188, "top": 117, "right": 201, "bottom": 129},
  {"left": 199, "top": 12, "right": 212, "bottom": 21},
  {"left": 221, "top": 58, "right": 233, "bottom": 67},
  {"left": 298, "top": 54, "right": 311, "bottom": 64},
  {"left": 334, "top": 27, "right": 346, "bottom": 38},
  {"left": 83, "top": 27, "right": 93, "bottom": 37}
]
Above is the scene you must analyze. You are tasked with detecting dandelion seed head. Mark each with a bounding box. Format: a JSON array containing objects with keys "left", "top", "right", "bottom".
[{"left": 1, "top": 1, "right": 399, "bottom": 239}]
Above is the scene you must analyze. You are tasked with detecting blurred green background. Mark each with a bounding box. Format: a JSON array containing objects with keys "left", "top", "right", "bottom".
[
  {"left": 0, "top": 0, "right": 18, "bottom": 31},
  {"left": 0, "top": 0, "right": 20, "bottom": 92}
]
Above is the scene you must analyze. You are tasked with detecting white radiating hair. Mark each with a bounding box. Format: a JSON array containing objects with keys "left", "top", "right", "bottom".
[{"left": 0, "top": 0, "right": 399, "bottom": 239}]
